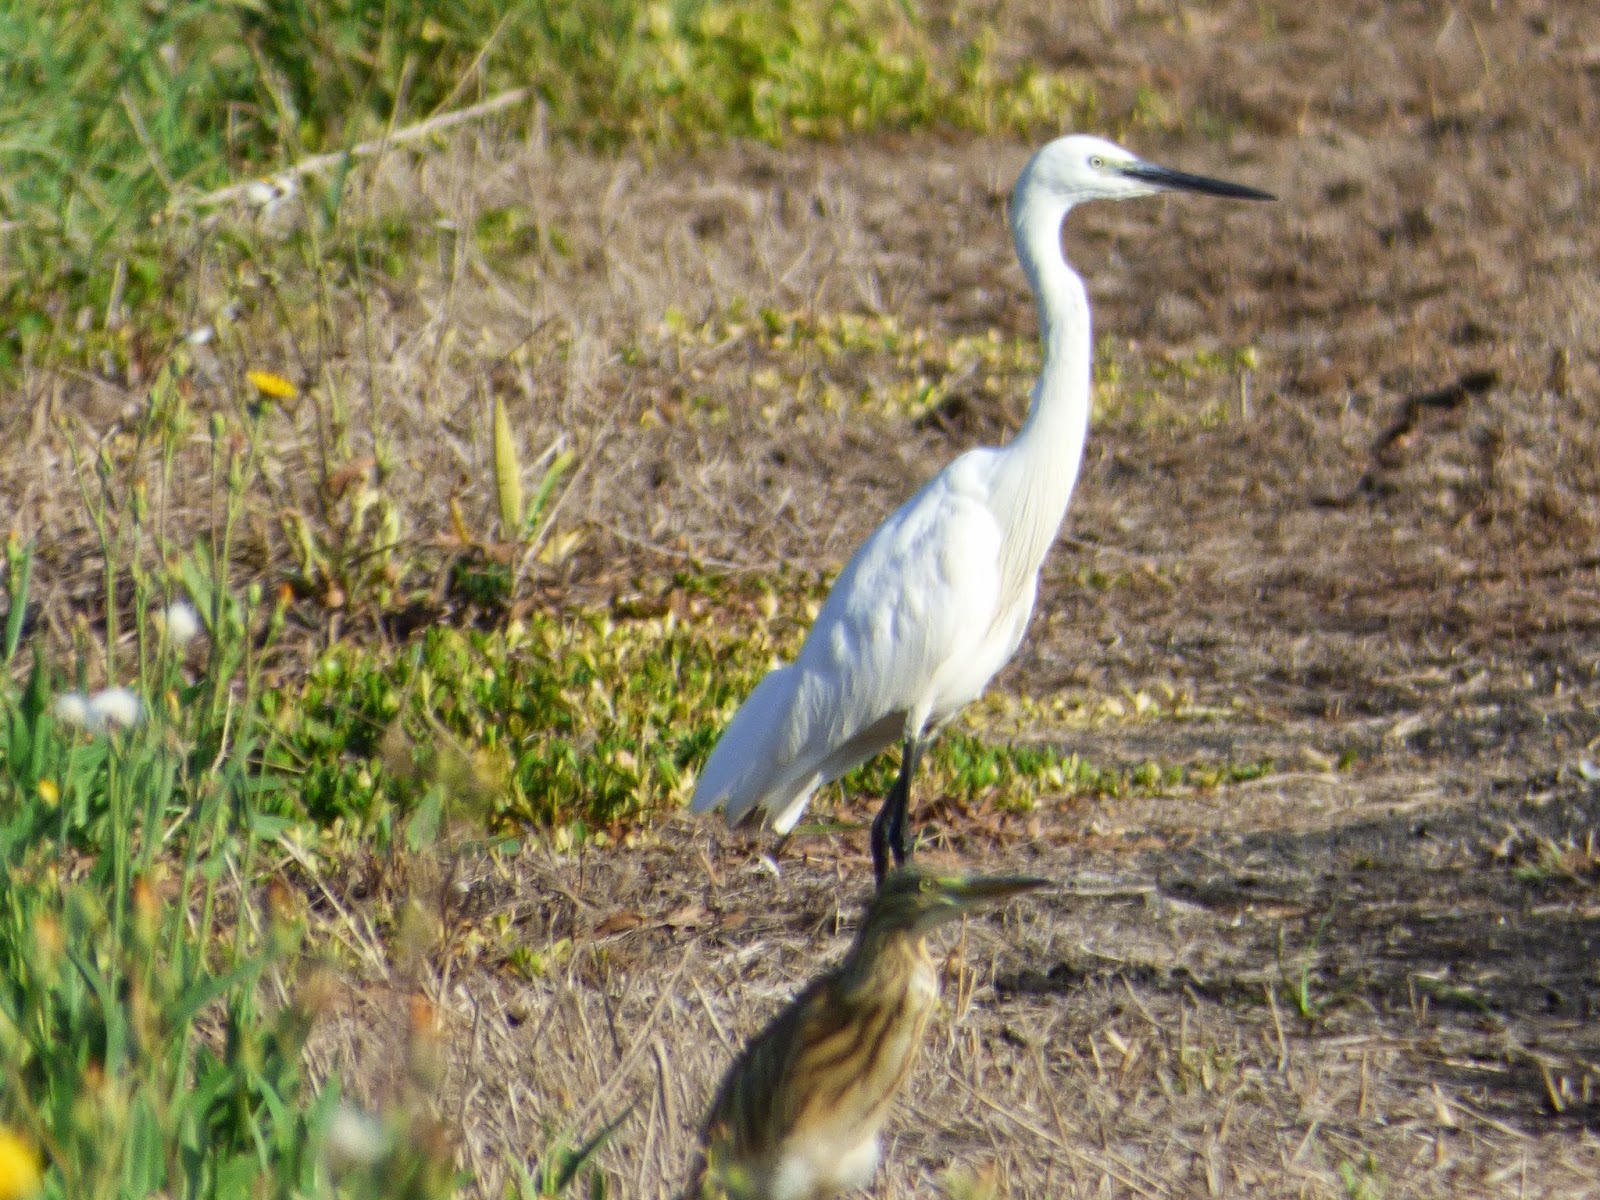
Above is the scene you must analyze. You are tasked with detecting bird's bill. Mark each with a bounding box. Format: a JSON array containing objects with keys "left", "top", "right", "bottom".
[
  {"left": 1118, "top": 161, "right": 1276, "bottom": 202},
  {"left": 945, "top": 873, "right": 1052, "bottom": 908}
]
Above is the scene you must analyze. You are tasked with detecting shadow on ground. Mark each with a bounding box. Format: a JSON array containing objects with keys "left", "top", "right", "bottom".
[{"left": 1001, "top": 780, "right": 1600, "bottom": 1135}]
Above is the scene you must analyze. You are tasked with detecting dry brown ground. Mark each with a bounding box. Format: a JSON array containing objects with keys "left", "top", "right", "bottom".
[{"left": 12, "top": 0, "right": 1600, "bottom": 1195}]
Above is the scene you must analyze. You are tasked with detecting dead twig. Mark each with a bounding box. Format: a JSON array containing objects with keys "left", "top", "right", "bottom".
[{"left": 179, "top": 88, "right": 532, "bottom": 211}]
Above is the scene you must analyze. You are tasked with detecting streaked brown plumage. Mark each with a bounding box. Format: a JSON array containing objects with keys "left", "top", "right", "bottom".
[{"left": 687, "top": 866, "right": 1049, "bottom": 1200}]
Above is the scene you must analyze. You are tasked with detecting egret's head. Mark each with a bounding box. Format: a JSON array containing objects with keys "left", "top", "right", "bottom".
[
  {"left": 867, "top": 865, "right": 1050, "bottom": 937},
  {"left": 1017, "top": 134, "right": 1275, "bottom": 209}
]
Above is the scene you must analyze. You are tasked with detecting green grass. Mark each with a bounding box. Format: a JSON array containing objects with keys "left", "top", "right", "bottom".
[
  {"left": 0, "top": 416, "right": 623, "bottom": 1197},
  {"left": 1338, "top": 1155, "right": 1386, "bottom": 1200},
  {"left": 0, "top": 554, "right": 410, "bottom": 1199},
  {"left": 1094, "top": 338, "right": 1264, "bottom": 432},
  {"left": 0, "top": 0, "right": 1088, "bottom": 376}
]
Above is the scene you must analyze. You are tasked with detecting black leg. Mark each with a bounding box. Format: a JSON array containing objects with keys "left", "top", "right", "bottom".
[
  {"left": 869, "top": 785, "right": 895, "bottom": 887},
  {"left": 871, "top": 736, "right": 921, "bottom": 886},
  {"left": 888, "top": 737, "right": 919, "bottom": 867}
]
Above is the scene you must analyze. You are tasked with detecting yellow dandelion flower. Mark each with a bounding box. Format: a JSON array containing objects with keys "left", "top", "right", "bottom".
[
  {"left": 246, "top": 370, "right": 299, "bottom": 402},
  {"left": 0, "top": 1126, "right": 42, "bottom": 1200},
  {"left": 35, "top": 779, "right": 58, "bottom": 806}
]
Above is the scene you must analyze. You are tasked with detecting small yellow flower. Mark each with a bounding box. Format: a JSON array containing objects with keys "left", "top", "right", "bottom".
[
  {"left": 0, "top": 1126, "right": 43, "bottom": 1200},
  {"left": 35, "top": 779, "right": 58, "bottom": 807},
  {"left": 246, "top": 370, "right": 299, "bottom": 402}
]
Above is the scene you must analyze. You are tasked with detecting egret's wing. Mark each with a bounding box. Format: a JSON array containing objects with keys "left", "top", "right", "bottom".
[
  {"left": 787, "top": 450, "right": 1005, "bottom": 757},
  {"left": 692, "top": 451, "right": 1004, "bottom": 830},
  {"left": 691, "top": 662, "right": 807, "bottom": 821}
]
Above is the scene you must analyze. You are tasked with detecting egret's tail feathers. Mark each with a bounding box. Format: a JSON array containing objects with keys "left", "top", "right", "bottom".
[
  {"left": 766, "top": 776, "right": 824, "bottom": 834},
  {"left": 691, "top": 666, "right": 819, "bottom": 827}
]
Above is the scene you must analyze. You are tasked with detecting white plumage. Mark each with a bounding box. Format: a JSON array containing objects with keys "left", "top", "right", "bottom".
[{"left": 692, "top": 135, "right": 1272, "bottom": 877}]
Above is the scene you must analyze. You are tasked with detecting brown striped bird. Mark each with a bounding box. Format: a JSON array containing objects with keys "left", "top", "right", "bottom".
[{"left": 686, "top": 866, "right": 1049, "bottom": 1200}]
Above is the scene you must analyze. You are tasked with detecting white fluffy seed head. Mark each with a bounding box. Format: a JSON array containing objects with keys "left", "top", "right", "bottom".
[
  {"left": 161, "top": 600, "right": 202, "bottom": 646},
  {"left": 53, "top": 692, "right": 91, "bottom": 729},
  {"left": 325, "top": 1104, "right": 388, "bottom": 1168},
  {"left": 87, "top": 687, "right": 143, "bottom": 731},
  {"left": 54, "top": 688, "right": 144, "bottom": 733}
]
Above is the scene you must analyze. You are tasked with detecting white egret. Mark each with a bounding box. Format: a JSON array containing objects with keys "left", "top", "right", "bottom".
[{"left": 692, "top": 135, "right": 1273, "bottom": 882}]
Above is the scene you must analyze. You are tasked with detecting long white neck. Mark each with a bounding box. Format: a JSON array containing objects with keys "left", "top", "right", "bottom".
[{"left": 991, "top": 168, "right": 1093, "bottom": 583}]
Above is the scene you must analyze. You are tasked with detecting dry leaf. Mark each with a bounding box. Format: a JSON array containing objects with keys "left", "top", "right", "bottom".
[{"left": 593, "top": 911, "right": 644, "bottom": 937}]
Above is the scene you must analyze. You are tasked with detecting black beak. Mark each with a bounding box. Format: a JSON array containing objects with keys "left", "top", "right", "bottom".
[{"left": 1119, "top": 161, "right": 1275, "bottom": 202}]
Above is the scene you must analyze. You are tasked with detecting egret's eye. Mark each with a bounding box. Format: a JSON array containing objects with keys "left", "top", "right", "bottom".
[{"left": 1089, "top": 155, "right": 1106, "bottom": 169}]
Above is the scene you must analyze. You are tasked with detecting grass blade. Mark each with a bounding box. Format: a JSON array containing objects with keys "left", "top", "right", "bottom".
[
  {"left": 3, "top": 537, "right": 31, "bottom": 664},
  {"left": 493, "top": 394, "right": 524, "bottom": 540}
]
